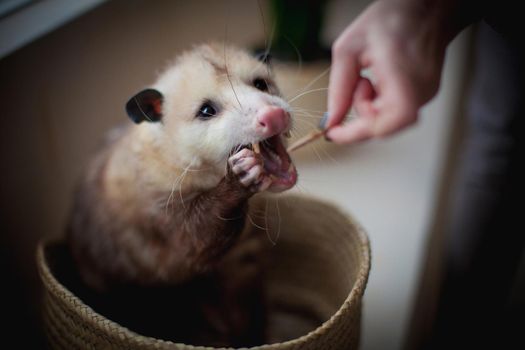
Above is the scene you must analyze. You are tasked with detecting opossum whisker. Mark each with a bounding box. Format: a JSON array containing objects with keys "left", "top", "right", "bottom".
[
  {"left": 258, "top": 0, "right": 268, "bottom": 55},
  {"left": 281, "top": 195, "right": 293, "bottom": 209},
  {"left": 287, "top": 87, "right": 328, "bottom": 104},
  {"left": 165, "top": 175, "right": 178, "bottom": 214},
  {"left": 178, "top": 172, "right": 190, "bottom": 210},
  {"left": 291, "top": 122, "right": 325, "bottom": 161},
  {"left": 319, "top": 144, "right": 340, "bottom": 165},
  {"left": 165, "top": 158, "right": 196, "bottom": 214},
  {"left": 291, "top": 106, "right": 326, "bottom": 114},
  {"left": 291, "top": 121, "right": 325, "bottom": 158},
  {"left": 274, "top": 196, "right": 282, "bottom": 244},
  {"left": 292, "top": 121, "right": 312, "bottom": 137},
  {"left": 234, "top": 143, "right": 245, "bottom": 154},
  {"left": 295, "top": 183, "right": 310, "bottom": 195},
  {"left": 292, "top": 108, "right": 360, "bottom": 121},
  {"left": 281, "top": 34, "right": 303, "bottom": 78},
  {"left": 249, "top": 208, "right": 269, "bottom": 219},
  {"left": 291, "top": 110, "right": 320, "bottom": 116},
  {"left": 291, "top": 109, "right": 324, "bottom": 118},
  {"left": 292, "top": 109, "right": 322, "bottom": 116},
  {"left": 172, "top": 165, "right": 213, "bottom": 172},
  {"left": 255, "top": 0, "right": 274, "bottom": 78},
  {"left": 285, "top": 67, "right": 330, "bottom": 101},
  {"left": 224, "top": 29, "right": 243, "bottom": 112},
  {"left": 215, "top": 213, "right": 244, "bottom": 221},
  {"left": 292, "top": 113, "right": 324, "bottom": 121},
  {"left": 292, "top": 116, "right": 323, "bottom": 124},
  {"left": 302, "top": 66, "right": 330, "bottom": 92},
  {"left": 246, "top": 212, "right": 267, "bottom": 231},
  {"left": 289, "top": 127, "right": 309, "bottom": 143},
  {"left": 290, "top": 112, "right": 316, "bottom": 118},
  {"left": 177, "top": 157, "right": 196, "bottom": 210},
  {"left": 290, "top": 112, "right": 324, "bottom": 122},
  {"left": 177, "top": 167, "right": 210, "bottom": 172},
  {"left": 228, "top": 143, "right": 250, "bottom": 162},
  {"left": 264, "top": 198, "right": 277, "bottom": 245},
  {"left": 265, "top": 14, "right": 277, "bottom": 78},
  {"left": 311, "top": 143, "right": 324, "bottom": 162},
  {"left": 226, "top": 66, "right": 243, "bottom": 113},
  {"left": 290, "top": 125, "right": 302, "bottom": 134},
  {"left": 133, "top": 96, "right": 154, "bottom": 123},
  {"left": 293, "top": 117, "right": 319, "bottom": 130},
  {"left": 289, "top": 129, "right": 300, "bottom": 140},
  {"left": 289, "top": 122, "right": 305, "bottom": 136},
  {"left": 291, "top": 111, "right": 324, "bottom": 118}
]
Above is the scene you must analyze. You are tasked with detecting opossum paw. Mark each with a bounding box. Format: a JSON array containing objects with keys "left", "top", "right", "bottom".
[{"left": 228, "top": 149, "right": 270, "bottom": 192}]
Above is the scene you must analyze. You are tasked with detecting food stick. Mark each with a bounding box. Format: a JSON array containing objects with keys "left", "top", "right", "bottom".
[
  {"left": 287, "top": 111, "right": 331, "bottom": 153},
  {"left": 286, "top": 129, "right": 327, "bottom": 153}
]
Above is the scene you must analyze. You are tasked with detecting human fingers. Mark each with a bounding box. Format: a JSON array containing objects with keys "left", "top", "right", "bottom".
[
  {"left": 352, "top": 77, "right": 376, "bottom": 118},
  {"left": 370, "top": 54, "right": 419, "bottom": 137},
  {"left": 326, "top": 68, "right": 417, "bottom": 144},
  {"left": 325, "top": 78, "right": 378, "bottom": 144},
  {"left": 325, "top": 117, "right": 374, "bottom": 144},
  {"left": 326, "top": 36, "right": 361, "bottom": 129}
]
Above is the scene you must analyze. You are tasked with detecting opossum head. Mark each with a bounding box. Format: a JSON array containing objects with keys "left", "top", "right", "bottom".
[{"left": 126, "top": 43, "right": 297, "bottom": 192}]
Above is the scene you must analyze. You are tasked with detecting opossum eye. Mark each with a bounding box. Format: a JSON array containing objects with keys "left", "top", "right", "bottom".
[
  {"left": 253, "top": 78, "right": 269, "bottom": 92},
  {"left": 197, "top": 102, "right": 217, "bottom": 119}
]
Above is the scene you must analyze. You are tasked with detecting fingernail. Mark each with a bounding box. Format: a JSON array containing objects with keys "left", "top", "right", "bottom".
[{"left": 319, "top": 112, "right": 329, "bottom": 130}]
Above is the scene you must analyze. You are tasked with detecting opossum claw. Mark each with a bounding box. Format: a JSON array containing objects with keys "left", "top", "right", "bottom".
[{"left": 228, "top": 148, "right": 268, "bottom": 192}]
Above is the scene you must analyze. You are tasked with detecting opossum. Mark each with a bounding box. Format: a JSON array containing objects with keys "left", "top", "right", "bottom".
[{"left": 67, "top": 43, "right": 297, "bottom": 346}]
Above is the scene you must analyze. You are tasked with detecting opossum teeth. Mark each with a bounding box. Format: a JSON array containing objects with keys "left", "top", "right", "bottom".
[
  {"left": 272, "top": 151, "right": 281, "bottom": 165},
  {"left": 252, "top": 142, "right": 261, "bottom": 154},
  {"left": 284, "top": 130, "right": 291, "bottom": 138},
  {"left": 265, "top": 146, "right": 281, "bottom": 164}
]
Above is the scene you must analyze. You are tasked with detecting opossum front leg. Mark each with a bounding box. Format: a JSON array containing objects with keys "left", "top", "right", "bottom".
[{"left": 180, "top": 148, "right": 269, "bottom": 275}]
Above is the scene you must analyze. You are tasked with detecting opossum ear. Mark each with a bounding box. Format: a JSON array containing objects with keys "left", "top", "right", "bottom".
[
  {"left": 255, "top": 51, "right": 272, "bottom": 65},
  {"left": 126, "top": 89, "right": 163, "bottom": 123}
]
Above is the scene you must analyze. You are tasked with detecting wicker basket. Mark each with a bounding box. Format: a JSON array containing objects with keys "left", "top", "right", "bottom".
[{"left": 37, "top": 194, "right": 370, "bottom": 349}]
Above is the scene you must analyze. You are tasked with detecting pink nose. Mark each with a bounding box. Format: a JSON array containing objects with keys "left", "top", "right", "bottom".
[{"left": 256, "top": 106, "right": 289, "bottom": 137}]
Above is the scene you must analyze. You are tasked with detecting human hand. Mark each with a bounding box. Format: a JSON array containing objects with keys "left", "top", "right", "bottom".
[{"left": 326, "top": 0, "right": 454, "bottom": 144}]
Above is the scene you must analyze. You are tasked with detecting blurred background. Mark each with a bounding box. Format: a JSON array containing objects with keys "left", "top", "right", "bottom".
[{"left": 0, "top": 0, "right": 522, "bottom": 349}]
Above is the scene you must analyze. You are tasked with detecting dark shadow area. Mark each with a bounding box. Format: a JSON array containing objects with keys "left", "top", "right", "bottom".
[{"left": 44, "top": 242, "right": 269, "bottom": 347}]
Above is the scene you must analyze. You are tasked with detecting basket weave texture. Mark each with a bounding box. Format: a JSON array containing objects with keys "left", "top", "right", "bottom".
[{"left": 37, "top": 194, "right": 371, "bottom": 350}]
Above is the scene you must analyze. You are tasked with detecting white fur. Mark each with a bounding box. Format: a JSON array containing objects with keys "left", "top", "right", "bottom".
[{"left": 143, "top": 44, "right": 292, "bottom": 184}]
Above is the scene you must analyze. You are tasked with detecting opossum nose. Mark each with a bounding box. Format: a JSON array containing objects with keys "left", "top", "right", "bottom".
[{"left": 256, "top": 106, "right": 289, "bottom": 137}]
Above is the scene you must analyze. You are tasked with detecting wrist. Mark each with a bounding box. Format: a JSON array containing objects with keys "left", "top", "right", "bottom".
[{"left": 390, "top": 0, "right": 482, "bottom": 43}]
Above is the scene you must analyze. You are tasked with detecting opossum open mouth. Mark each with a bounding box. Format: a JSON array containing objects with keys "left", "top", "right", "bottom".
[{"left": 255, "top": 133, "right": 297, "bottom": 192}]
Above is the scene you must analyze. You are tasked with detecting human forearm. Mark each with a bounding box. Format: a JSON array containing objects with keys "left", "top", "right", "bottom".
[{"left": 393, "top": 0, "right": 485, "bottom": 43}]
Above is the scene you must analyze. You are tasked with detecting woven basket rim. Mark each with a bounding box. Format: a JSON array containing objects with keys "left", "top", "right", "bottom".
[{"left": 37, "top": 194, "right": 371, "bottom": 350}]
